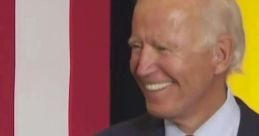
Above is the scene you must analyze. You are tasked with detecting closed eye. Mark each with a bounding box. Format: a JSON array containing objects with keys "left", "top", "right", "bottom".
[
  {"left": 155, "top": 44, "right": 169, "bottom": 52},
  {"left": 157, "top": 46, "right": 167, "bottom": 51},
  {"left": 128, "top": 37, "right": 142, "bottom": 50},
  {"left": 130, "top": 44, "right": 141, "bottom": 49},
  {"left": 129, "top": 44, "right": 142, "bottom": 55}
]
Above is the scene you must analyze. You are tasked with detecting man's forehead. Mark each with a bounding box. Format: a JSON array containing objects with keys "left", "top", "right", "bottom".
[
  {"left": 134, "top": 0, "right": 206, "bottom": 23},
  {"left": 130, "top": 0, "right": 208, "bottom": 50},
  {"left": 133, "top": 0, "right": 205, "bottom": 32},
  {"left": 135, "top": 0, "right": 206, "bottom": 11}
]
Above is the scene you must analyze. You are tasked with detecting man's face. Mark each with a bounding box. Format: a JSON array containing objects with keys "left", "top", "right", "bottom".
[{"left": 129, "top": 0, "right": 221, "bottom": 120}]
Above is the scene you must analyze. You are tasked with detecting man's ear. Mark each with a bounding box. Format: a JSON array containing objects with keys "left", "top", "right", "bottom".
[{"left": 212, "top": 34, "right": 234, "bottom": 75}]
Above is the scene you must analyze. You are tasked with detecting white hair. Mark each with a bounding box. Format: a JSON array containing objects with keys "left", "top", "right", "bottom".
[{"left": 200, "top": 0, "right": 245, "bottom": 72}]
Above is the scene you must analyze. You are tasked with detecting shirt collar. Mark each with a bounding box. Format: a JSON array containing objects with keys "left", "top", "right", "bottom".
[{"left": 164, "top": 87, "right": 241, "bottom": 136}]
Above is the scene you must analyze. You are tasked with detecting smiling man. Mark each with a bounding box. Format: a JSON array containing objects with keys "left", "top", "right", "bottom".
[{"left": 98, "top": 0, "right": 259, "bottom": 135}]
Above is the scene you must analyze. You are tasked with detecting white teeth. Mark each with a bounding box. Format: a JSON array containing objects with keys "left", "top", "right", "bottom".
[{"left": 145, "top": 82, "right": 172, "bottom": 91}]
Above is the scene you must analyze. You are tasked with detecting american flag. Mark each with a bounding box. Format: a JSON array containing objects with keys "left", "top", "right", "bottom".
[{"left": 1, "top": 0, "right": 110, "bottom": 135}]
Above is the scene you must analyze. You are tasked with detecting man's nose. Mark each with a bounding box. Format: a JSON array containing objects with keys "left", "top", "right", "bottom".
[{"left": 135, "top": 48, "right": 157, "bottom": 77}]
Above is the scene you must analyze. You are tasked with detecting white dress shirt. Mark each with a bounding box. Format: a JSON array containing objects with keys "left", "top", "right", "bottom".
[{"left": 164, "top": 87, "right": 241, "bottom": 136}]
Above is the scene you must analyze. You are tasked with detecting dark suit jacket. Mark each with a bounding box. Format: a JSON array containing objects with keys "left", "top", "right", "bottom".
[{"left": 97, "top": 97, "right": 259, "bottom": 136}]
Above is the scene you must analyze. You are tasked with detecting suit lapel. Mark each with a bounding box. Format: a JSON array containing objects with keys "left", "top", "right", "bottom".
[
  {"left": 235, "top": 97, "right": 259, "bottom": 136},
  {"left": 136, "top": 114, "right": 165, "bottom": 136}
]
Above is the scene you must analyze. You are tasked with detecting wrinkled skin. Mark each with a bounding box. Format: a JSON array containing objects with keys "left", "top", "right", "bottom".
[{"left": 129, "top": 0, "right": 232, "bottom": 133}]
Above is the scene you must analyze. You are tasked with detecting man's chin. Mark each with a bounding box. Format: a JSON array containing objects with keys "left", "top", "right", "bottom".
[{"left": 146, "top": 104, "right": 178, "bottom": 120}]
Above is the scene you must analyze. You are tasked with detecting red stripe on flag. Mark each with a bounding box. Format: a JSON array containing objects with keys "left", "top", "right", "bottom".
[
  {"left": 69, "top": 0, "right": 110, "bottom": 135},
  {"left": 0, "top": 0, "right": 15, "bottom": 136}
]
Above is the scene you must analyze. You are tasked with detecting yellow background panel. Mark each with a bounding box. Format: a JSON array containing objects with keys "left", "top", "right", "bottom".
[{"left": 228, "top": 0, "right": 259, "bottom": 113}]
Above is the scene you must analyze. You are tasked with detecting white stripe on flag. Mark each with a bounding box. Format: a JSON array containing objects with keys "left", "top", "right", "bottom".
[{"left": 15, "top": 0, "right": 70, "bottom": 136}]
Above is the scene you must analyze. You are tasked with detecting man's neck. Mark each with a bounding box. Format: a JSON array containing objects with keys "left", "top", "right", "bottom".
[{"left": 170, "top": 81, "right": 227, "bottom": 134}]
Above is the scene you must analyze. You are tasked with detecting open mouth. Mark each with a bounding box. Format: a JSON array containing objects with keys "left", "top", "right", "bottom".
[{"left": 144, "top": 82, "right": 173, "bottom": 92}]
